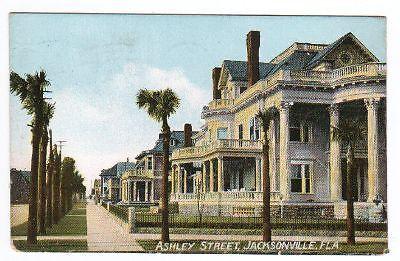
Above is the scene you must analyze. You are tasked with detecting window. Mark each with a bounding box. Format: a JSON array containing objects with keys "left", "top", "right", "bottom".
[
  {"left": 290, "top": 162, "right": 312, "bottom": 193},
  {"left": 238, "top": 124, "right": 243, "bottom": 140},
  {"left": 170, "top": 139, "right": 176, "bottom": 146},
  {"left": 147, "top": 157, "right": 153, "bottom": 170},
  {"left": 289, "top": 120, "right": 312, "bottom": 142},
  {"left": 249, "top": 117, "right": 260, "bottom": 140},
  {"left": 217, "top": 127, "right": 228, "bottom": 140}
]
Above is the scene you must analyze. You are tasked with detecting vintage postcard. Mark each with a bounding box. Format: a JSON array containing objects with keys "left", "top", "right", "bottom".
[{"left": 9, "top": 14, "right": 387, "bottom": 254}]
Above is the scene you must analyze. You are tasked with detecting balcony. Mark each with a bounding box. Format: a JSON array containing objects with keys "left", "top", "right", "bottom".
[
  {"left": 266, "top": 62, "right": 386, "bottom": 89},
  {"left": 170, "top": 191, "right": 282, "bottom": 202},
  {"left": 202, "top": 63, "right": 386, "bottom": 117},
  {"left": 171, "top": 139, "right": 262, "bottom": 161}
]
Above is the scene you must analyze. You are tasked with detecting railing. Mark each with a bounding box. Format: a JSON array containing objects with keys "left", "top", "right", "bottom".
[
  {"left": 170, "top": 191, "right": 281, "bottom": 202},
  {"left": 208, "top": 99, "right": 233, "bottom": 110},
  {"left": 172, "top": 139, "right": 262, "bottom": 159},
  {"left": 203, "top": 63, "right": 386, "bottom": 115}
]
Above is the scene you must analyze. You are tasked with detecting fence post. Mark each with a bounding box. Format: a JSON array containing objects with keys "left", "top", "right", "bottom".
[
  {"left": 128, "top": 207, "right": 136, "bottom": 233},
  {"left": 107, "top": 201, "right": 111, "bottom": 211}
]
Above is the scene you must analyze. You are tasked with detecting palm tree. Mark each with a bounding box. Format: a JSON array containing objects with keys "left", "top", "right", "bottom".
[
  {"left": 53, "top": 147, "right": 61, "bottom": 224},
  {"left": 10, "top": 70, "right": 50, "bottom": 244},
  {"left": 46, "top": 129, "right": 54, "bottom": 228},
  {"left": 38, "top": 102, "right": 55, "bottom": 234},
  {"left": 331, "top": 115, "right": 367, "bottom": 245},
  {"left": 256, "top": 106, "right": 278, "bottom": 242},
  {"left": 136, "top": 88, "right": 180, "bottom": 243}
]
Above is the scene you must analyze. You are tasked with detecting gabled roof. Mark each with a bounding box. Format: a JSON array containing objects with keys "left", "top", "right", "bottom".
[
  {"left": 306, "top": 32, "right": 379, "bottom": 69},
  {"left": 268, "top": 50, "right": 318, "bottom": 75},
  {"left": 217, "top": 32, "right": 380, "bottom": 86},
  {"left": 135, "top": 130, "right": 198, "bottom": 159},
  {"left": 222, "top": 60, "right": 275, "bottom": 81}
]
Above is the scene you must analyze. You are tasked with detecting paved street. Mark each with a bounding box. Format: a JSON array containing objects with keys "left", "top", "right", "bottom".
[{"left": 86, "top": 201, "right": 144, "bottom": 252}]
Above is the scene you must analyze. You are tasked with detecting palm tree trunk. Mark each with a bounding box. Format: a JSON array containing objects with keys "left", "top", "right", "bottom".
[
  {"left": 53, "top": 152, "right": 61, "bottom": 224},
  {"left": 262, "top": 130, "right": 272, "bottom": 242},
  {"left": 38, "top": 127, "right": 48, "bottom": 234},
  {"left": 346, "top": 144, "right": 356, "bottom": 245},
  {"left": 161, "top": 120, "right": 170, "bottom": 243},
  {"left": 46, "top": 131, "right": 54, "bottom": 228},
  {"left": 67, "top": 171, "right": 73, "bottom": 211},
  {"left": 60, "top": 164, "right": 66, "bottom": 216},
  {"left": 27, "top": 123, "right": 41, "bottom": 244}
]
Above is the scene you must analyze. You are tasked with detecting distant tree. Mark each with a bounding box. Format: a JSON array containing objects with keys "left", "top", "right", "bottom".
[
  {"left": 46, "top": 130, "right": 54, "bottom": 228},
  {"left": 331, "top": 115, "right": 367, "bottom": 245},
  {"left": 10, "top": 70, "right": 51, "bottom": 244},
  {"left": 256, "top": 106, "right": 278, "bottom": 242},
  {"left": 136, "top": 88, "right": 180, "bottom": 243},
  {"left": 60, "top": 157, "right": 75, "bottom": 215},
  {"left": 52, "top": 147, "right": 61, "bottom": 224},
  {"left": 38, "top": 102, "right": 55, "bottom": 234}
]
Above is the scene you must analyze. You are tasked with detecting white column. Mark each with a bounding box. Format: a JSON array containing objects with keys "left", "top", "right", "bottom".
[
  {"left": 217, "top": 157, "right": 224, "bottom": 192},
  {"left": 127, "top": 181, "right": 131, "bottom": 202},
  {"left": 145, "top": 181, "right": 149, "bottom": 202},
  {"left": 183, "top": 169, "right": 187, "bottom": 193},
  {"left": 133, "top": 181, "right": 137, "bottom": 202},
  {"left": 279, "top": 101, "right": 291, "bottom": 200},
  {"left": 329, "top": 104, "right": 342, "bottom": 201},
  {"left": 255, "top": 156, "right": 261, "bottom": 191},
  {"left": 209, "top": 159, "right": 214, "bottom": 192},
  {"left": 150, "top": 180, "right": 154, "bottom": 202},
  {"left": 269, "top": 119, "right": 277, "bottom": 191},
  {"left": 202, "top": 162, "right": 206, "bottom": 192},
  {"left": 177, "top": 165, "right": 181, "bottom": 193},
  {"left": 171, "top": 165, "right": 176, "bottom": 194},
  {"left": 365, "top": 98, "right": 380, "bottom": 202}
]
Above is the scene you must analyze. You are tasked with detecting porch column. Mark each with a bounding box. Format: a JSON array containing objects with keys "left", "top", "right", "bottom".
[
  {"left": 329, "top": 104, "right": 342, "bottom": 201},
  {"left": 150, "top": 180, "right": 154, "bottom": 202},
  {"left": 171, "top": 165, "right": 176, "bottom": 194},
  {"left": 269, "top": 119, "right": 277, "bottom": 191},
  {"left": 217, "top": 157, "right": 224, "bottom": 192},
  {"left": 183, "top": 169, "right": 187, "bottom": 193},
  {"left": 177, "top": 164, "right": 181, "bottom": 193},
  {"left": 202, "top": 162, "right": 206, "bottom": 192},
  {"left": 127, "top": 181, "right": 131, "bottom": 202},
  {"left": 279, "top": 101, "right": 291, "bottom": 200},
  {"left": 255, "top": 156, "right": 261, "bottom": 192},
  {"left": 209, "top": 159, "right": 214, "bottom": 192},
  {"left": 365, "top": 98, "right": 380, "bottom": 202},
  {"left": 133, "top": 181, "right": 137, "bottom": 201},
  {"left": 145, "top": 181, "right": 149, "bottom": 202}
]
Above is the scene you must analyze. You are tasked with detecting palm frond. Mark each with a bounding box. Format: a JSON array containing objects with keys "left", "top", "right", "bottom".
[{"left": 256, "top": 106, "right": 278, "bottom": 130}]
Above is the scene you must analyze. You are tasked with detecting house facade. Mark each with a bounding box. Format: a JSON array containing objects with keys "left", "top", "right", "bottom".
[
  {"left": 99, "top": 159, "right": 135, "bottom": 202},
  {"left": 120, "top": 126, "right": 197, "bottom": 204},
  {"left": 170, "top": 31, "right": 386, "bottom": 219}
]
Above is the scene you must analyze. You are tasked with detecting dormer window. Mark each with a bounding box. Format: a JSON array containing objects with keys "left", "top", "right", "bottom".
[{"left": 170, "top": 139, "right": 176, "bottom": 146}]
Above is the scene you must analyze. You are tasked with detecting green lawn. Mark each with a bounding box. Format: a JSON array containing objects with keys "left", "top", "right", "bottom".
[
  {"left": 12, "top": 239, "right": 87, "bottom": 252},
  {"left": 138, "top": 240, "right": 388, "bottom": 254},
  {"left": 11, "top": 203, "right": 87, "bottom": 236}
]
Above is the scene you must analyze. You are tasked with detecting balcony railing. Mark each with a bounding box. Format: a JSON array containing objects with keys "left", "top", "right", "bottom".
[
  {"left": 207, "top": 99, "right": 233, "bottom": 110},
  {"left": 172, "top": 139, "right": 262, "bottom": 160},
  {"left": 203, "top": 63, "right": 386, "bottom": 115},
  {"left": 170, "top": 191, "right": 281, "bottom": 202}
]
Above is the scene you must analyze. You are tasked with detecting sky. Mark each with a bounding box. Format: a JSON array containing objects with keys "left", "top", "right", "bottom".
[{"left": 9, "top": 14, "right": 386, "bottom": 191}]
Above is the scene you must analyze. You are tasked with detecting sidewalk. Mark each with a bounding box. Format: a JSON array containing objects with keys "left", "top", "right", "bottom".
[{"left": 86, "top": 201, "right": 144, "bottom": 252}]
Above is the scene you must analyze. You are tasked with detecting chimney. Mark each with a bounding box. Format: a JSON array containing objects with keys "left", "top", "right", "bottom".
[
  {"left": 184, "top": 123, "right": 192, "bottom": 147},
  {"left": 212, "top": 67, "right": 222, "bottom": 100},
  {"left": 246, "top": 31, "right": 260, "bottom": 88}
]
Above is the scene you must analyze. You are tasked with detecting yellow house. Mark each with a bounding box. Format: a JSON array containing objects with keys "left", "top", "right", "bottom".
[{"left": 170, "top": 31, "right": 386, "bottom": 219}]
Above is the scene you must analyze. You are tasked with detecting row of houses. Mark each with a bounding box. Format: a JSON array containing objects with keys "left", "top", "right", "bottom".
[
  {"left": 95, "top": 30, "right": 386, "bottom": 219},
  {"left": 94, "top": 125, "right": 197, "bottom": 205}
]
